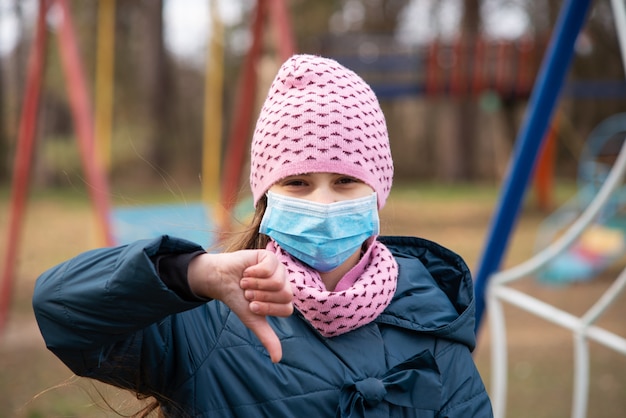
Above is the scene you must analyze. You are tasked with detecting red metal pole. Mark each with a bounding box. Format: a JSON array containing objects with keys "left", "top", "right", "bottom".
[
  {"left": 533, "top": 114, "right": 558, "bottom": 212},
  {"left": 55, "top": 0, "right": 114, "bottom": 246},
  {"left": 219, "top": 0, "right": 266, "bottom": 229},
  {"left": 268, "top": 0, "right": 295, "bottom": 61},
  {"left": 0, "top": 0, "right": 50, "bottom": 337}
]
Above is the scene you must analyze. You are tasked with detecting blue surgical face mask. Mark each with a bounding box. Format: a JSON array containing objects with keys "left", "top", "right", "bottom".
[{"left": 260, "top": 191, "right": 380, "bottom": 272}]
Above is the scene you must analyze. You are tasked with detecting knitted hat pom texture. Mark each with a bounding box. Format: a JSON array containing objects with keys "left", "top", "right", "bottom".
[{"left": 249, "top": 54, "right": 394, "bottom": 209}]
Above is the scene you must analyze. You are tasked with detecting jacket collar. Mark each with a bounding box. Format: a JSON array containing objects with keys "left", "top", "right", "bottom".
[{"left": 376, "top": 236, "right": 477, "bottom": 351}]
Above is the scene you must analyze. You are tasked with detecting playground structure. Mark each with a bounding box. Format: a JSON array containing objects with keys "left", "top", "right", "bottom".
[
  {"left": 0, "top": 0, "right": 625, "bottom": 417},
  {"left": 536, "top": 114, "right": 626, "bottom": 285},
  {"left": 0, "top": 0, "right": 114, "bottom": 336},
  {"left": 2, "top": 0, "right": 557, "bottom": 333},
  {"left": 320, "top": 34, "right": 546, "bottom": 101},
  {"left": 473, "top": 0, "right": 626, "bottom": 417},
  {"left": 0, "top": 0, "right": 295, "bottom": 334}
]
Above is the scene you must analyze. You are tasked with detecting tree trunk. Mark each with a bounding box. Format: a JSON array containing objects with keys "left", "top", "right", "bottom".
[
  {"left": 451, "top": 0, "right": 480, "bottom": 181},
  {"left": 141, "top": 0, "right": 173, "bottom": 173},
  {"left": 0, "top": 0, "right": 28, "bottom": 181},
  {"left": 0, "top": 55, "right": 7, "bottom": 182}
]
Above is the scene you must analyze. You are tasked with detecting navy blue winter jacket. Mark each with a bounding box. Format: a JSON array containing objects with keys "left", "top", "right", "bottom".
[{"left": 33, "top": 235, "right": 493, "bottom": 417}]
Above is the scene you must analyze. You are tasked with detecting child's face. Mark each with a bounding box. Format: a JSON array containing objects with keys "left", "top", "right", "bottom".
[{"left": 269, "top": 173, "right": 374, "bottom": 204}]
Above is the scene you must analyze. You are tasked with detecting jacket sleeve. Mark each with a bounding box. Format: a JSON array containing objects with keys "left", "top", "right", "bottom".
[{"left": 32, "top": 235, "right": 212, "bottom": 393}]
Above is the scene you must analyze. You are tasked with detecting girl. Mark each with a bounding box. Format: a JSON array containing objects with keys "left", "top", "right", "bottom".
[{"left": 33, "top": 54, "right": 493, "bottom": 417}]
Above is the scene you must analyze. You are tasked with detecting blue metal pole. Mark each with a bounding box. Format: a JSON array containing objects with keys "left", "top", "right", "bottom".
[{"left": 473, "top": 0, "right": 592, "bottom": 333}]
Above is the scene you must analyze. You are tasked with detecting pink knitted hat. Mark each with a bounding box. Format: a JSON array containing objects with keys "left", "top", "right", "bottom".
[{"left": 249, "top": 54, "right": 394, "bottom": 209}]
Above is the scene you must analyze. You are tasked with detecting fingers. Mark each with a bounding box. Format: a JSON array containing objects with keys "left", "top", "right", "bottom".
[
  {"left": 240, "top": 250, "right": 293, "bottom": 315},
  {"left": 249, "top": 299, "right": 294, "bottom": 317},
  {"left": 241, "top": 286, "right": 292, "bottom": 316},
  {"left": 243, "top": 266, "right": 293, "bottom": 317},
  {"left": 219, "top": 249, "right": 292, "bottom": 363},
  {"left": 240, "top": 276, "right": 287, "bottom": 292},
  {"left": 249, "top": 320, "right": 283, "bottom": 363},
  {"left": 244, "top": 287, "right": 292, "bottom": 305},
  {"left": 242, "top": 250, "right": 282, "bottom": 283},
  {"left": 244, "top": 280, "right": 293, "bottom": 318}
]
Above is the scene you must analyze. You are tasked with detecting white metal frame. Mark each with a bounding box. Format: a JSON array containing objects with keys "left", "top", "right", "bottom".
[
  {"left": 487, "top": 138, "right": 626, "bottom": 418},
  {"left": 487, "top": 3, "right": 626, "bottom": 417}
]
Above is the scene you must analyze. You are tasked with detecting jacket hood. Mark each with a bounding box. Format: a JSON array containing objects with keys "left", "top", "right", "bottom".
[{"left": 376, "top": 236, "right": 477, "bottom": 351}]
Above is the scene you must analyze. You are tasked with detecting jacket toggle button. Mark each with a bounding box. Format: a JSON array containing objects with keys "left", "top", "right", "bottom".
[{"left": 354, "top": 377, "right": 386, "bottom": 407}]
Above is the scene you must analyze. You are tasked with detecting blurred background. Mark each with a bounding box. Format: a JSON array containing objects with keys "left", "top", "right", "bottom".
[
  {"left": 0, "top": 0, "right": 624, "bottom": 190},
  {"left": 1, "top": 0, "right": 625, "bottom": 417}
]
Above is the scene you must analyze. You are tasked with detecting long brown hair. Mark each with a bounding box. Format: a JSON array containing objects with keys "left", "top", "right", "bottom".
[{"left": 221, "top": 195, "right": 269, "bottom": 252}]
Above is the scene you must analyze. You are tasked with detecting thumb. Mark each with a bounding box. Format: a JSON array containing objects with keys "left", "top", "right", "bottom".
[{"left": 248, "top": 316, "right": 283, "bottom": 363}]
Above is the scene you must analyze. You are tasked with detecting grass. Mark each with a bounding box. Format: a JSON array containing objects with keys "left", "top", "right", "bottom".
[{"left": 1, "top": 182, "right": 625, "bottom": 417}]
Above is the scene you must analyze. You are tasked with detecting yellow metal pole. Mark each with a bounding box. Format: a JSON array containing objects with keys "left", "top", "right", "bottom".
[
  {"left": 94, "top": 0, "right": 116, "bottom": 172},
  {"left": 203, "top": 0, "right": 225, "bottom": 227}
]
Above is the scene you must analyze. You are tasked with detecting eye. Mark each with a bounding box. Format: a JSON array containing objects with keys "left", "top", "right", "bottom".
[
  {"left": 280, "top": 176, "right": 308, "bottom": 187},
  {"left": 336, "top": 176, "right": 361, "bottom": 185}
]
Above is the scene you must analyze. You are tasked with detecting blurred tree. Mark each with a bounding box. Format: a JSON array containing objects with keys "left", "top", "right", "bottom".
[
  {"left": 453, "top": 0, "right": 480, "bottom": 181},
  {"left": 0, "top": 0, "right": 28, "bottom": 182},
  {"left": 3, "top": 0, "right": 622, "bottom": 189},
  {"left": 0, "top": 54, "right": 6, "bottom": 182},
  {"left": 290, "top": 0, "right": 337, "bottom": 51},
  {"left": 497, "top": 0, "right": 624, "bottom": 174},
  {"left": 360, "top": 0, "right": 409, "bottom": 32},
  {"left": 139, "top": 0, "right": 175, "bottom": 174},
  {"left": 498, "top": 1, "right": 561, "bottom": 149},
  {"left": 290, "top": 1, "right": 410, "bottom": 52},
  {"left": 113, "top": 0, "right": 188, "bottom": 184},
  {"left": 568, "top": 0, "right": 625, "bottom": 140}
]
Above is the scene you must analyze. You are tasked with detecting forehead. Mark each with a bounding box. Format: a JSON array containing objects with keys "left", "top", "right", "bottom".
[{"left": 280, "top": 172, "right": 356, "bottom": 179}]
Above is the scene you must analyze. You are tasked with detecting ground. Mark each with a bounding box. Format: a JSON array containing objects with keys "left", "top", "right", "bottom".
[{"left": 0, "top": 183, "right": 624, "bottom": 417}]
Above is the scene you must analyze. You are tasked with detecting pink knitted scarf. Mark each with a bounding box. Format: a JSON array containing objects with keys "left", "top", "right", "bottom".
[{"left": 266, "top": 238, "right": 398, "bottom": 337}]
